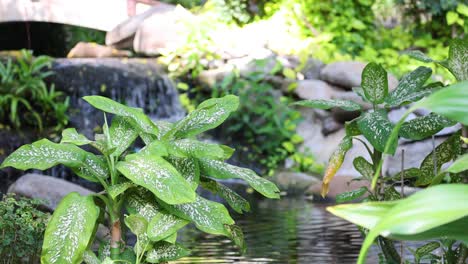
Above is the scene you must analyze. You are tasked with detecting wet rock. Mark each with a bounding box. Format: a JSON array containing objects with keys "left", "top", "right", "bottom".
[
  {"left": 294, "top": 79, "right": 335, "bottom": 100},
  {"left": 47, "top": 58, "right": 185, "bottom": 137},
  {"left": 271, "top": 171, "right": 320, "bottom": 195},
  {"left": 198, "top": 66, "right": 234, "bottom": 88},
  {"left": 320, "top": 61, "right": 398, "bottom": 90},
  {"left": 8, "top": 174, "right": 95, "bottom": 211}
]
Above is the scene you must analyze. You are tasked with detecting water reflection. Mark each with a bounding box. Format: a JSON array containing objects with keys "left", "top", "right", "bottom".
[{"left": 175, "top": 197, "right": 374, "bottom": 264}]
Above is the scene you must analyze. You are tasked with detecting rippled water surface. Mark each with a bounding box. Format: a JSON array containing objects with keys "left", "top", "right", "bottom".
[{"left": 174, "top": 197, "right": 379, "bottom": 264}]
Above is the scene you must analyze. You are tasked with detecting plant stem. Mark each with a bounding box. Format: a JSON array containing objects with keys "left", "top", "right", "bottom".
[
  {"left": 110, "top": 216, "right": 122, "bottom": 259},
  {"left": 372, "top": 150, "right": 383, "bottom": 199}
]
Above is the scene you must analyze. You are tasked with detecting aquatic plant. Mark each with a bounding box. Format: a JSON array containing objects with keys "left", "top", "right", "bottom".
[
  {"left": 1, "top": 95, "right": 280, "bottom": 263},
  {"left": 292, "top": 38, "right": 468, "bottom": 263}
]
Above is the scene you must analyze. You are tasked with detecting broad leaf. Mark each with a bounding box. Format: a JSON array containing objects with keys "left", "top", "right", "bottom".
[
  {"left": 445, "top": 154, "right": 468, "bottom": 173},
  {"left": 321, "top": 136, "right": 353, "bottom": 197},
  {"left": 125, "top": 214, "right": 148, "bottom": 237},
  {"left": 83, "top": 96, "right": 158, "bottom": 135},
  {"left": 147, "top": 211, "right": 189, "bottom": 242},
  {"left": 166, "top": 156, "right": 200, "bottom": 190},
  {"left": 403, "top": 50, "right": 434, "bottom": 63},
  {"left": 385, "top": 66, "right": 432, "bottom": 107},
  {"left": 336, "top": 187, "right": 368, "bottom": 203},
  {"left": 445, "top": 39, "right": 468, "bottom": 81},
  {"left": 399, "top": 113, "right": 456, "bottom": 140},
  {"left": 107, "top": 182, "right": 135, "bottom": 199},
  {"left": 353, "top": 157, "right": 373, "bottom": 180},
  {"left": 383, "top": 186, "right": 401, "bottom": 201},
  {"left": 329, "top": 184, "right": 468, "bottom": 264},
  {"left": 41, "top": 193, "right": 100, "bottom": 264},
  {"left": 361, "top": 62, "right": 388, "bottom": 104},
  {"left": 416, "top": 132, "right": 461, "bottom": 186},
  {"left": 199, "top": 159, "right": 280, "bottom": 199},
  {"left": 83, "top": 250, "right": 100, "bottom": 264},
  {"left": 167, "top": 95, "right": 239, "bottom": 139},
  {"left": 415, "top": 242, "right": 440, "bottom": 261},
  {"left": 61, "top": 128, "right": 92, "bottom": 146},
  {"left": 109, "top": 116, "right": 139, "bottom": 157},
  {"left": 291, "top": 99, "right": 361, "bottom": 111},
  {"left": 390, "top": 168, "right": 421, "bottom": 180},
  {"left": 415, "top": 81, "right": 468, "bottom": 125},
  {"left": 1, "top": 139, "right": 109, "bottom": 182},
  {"left": 161, "top": 195, "right": 235, "bottom": 236},
  {"left": 117, "top": 154, "right": 196, "bottom": 205},
  {"left": 125, "top": 189, "right": 159, "bottom": 221},
  {"left": 345, "top": 118, "right": 362, "bottom": 136},
  {"left": 358, "top": 110, "right": 396, "bottom": 154},
  {"left": 225, "top": 225, "right": 246, "bottom": 254},
  {"left": 146, "top": 242, "right": 190, "bottom": 263},
  {"left": 201, "top": 178, "right": 251, "bottom": 214},
  {"left": 167, "top": 139, "right": 234, "bottom": 160}
]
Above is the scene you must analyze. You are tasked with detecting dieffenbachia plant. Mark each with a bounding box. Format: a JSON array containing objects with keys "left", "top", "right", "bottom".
[{"left": 1, "top": 95, "right": 280, "bottom": 264}]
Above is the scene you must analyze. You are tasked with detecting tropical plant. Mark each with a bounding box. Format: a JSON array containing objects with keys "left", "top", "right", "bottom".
[
  {"left": 0, "top": 94, "right": 280, "bottom": 264},
  {"left": 212, "top": 60, "right": 303, "bottom": 175},
  {"left": 292, "top": 38, "right": 468, "bottom": 263},
  {"left": 0, "top": 50, "right": 69, "bottom": 131},
  {"left": 0, "top": 193, "right": 50, "bottom": 264}
]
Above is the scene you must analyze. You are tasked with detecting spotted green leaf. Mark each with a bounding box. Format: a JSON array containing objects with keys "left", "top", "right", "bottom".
[
  {"left": 41, "top": 193, "right": 100, "bottom": 264},
  {"left": 168, "top": 139, "right": 234, "bottom": 160},
  {"left": 336, "top": 187, "right": 368, "bottom": 203},
  {"left": 415, "top": 242, "right": 440, "bottom": 261},
  {"left": 361, "top": 63, "right": 388, "bottom": 104},
  {"left": 416, "top": 132, "right": 461, "bottom": 186},
  {"left": 83, "top": 96, "right": 158, "bottom": 135},
  {"left": 321, "top": 136, "right": 353, "bottom": 197},
  {"left": 125, "top": 189, "right": 159, "bottom": 221},
  {"left": 445, "top": 154, "right": 468, "bottom": 173},
  {"left": 385, "top": 66, "right": 433, "bottom": 107},
  {"left": 83, "top": 250, "right": 100, "bottom": 264},
  {"left": 402, "top": 50, "right": 434, "bottom": 63},
  {"left": 166, "top": 156, "right": 200, "bottom": 190},
  {"left": 109, "top": 116, "right": 139, "bottom": 157},
  {"left": 225, "top": 225, "right": 246, "bottom": 254},
  {"left": 199, "top": 159, "right": 280, "bottom": 199},
  {"left": 161, "top": 195, "right": 235, "bottom": 236},
  {"left": 291, "top": 99, "right": 361, "bottom": 111},
  {"left": 445, "top": 39, "right": 468, "bottom": 81},
  {"left": 167, "top": 95, "right": 239, "bottom": 139},
  {"left": 0, "top": 139, "right": 109, "bottom": 182},
  {"left": 353, "top": 157, "right": 373, "bottom": 180},
  {"left": 345, "top": 118, "right": 362, "bottom": 136},
  {"left": 399, "top": 113, "right": 456, "bottom": 140},
  {"left": 107, "top": 182, "right": 135, "bottom": 199},
  {"left": 125, "top": 214, "right": 148, "bottom": 237},
  {"left": 390, "top": 168, "right": 421, "bottom": 180},
  {"left": 61, "top": 128, "right": 92, "bottom": 146},
  {"left": 383, "top": 186, "right": 401, "bottom": 201},
  {"left": 358, "top": 110, "right": 396, "bottom": 154},
  {"left": 146, "top": 242, "right": 190, "bottom": 263},
  {"left": 201, "top": 178, "right": 251, "bottom": 214},
  {"left": 117, "top": 154, "right": 196, "bottom": 205},
  {"left": 147, "top": 211, "right": 189, "bottom": 242}
]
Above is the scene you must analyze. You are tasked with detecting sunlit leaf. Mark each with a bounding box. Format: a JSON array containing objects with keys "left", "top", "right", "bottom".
[
  {"left": 41, "top": 193, "right": 99, "bottom": 264},
  {"left": 336, "top": 187, "right": 368, "bottom": 203},
  {"left": 199, "top": 159, "right": 280, "bottom": 199},
  {"left": 445, "top": 154, "right": 468, "bottom": 173},
  {"left": 445, "top": 39, "right": 468, "bottom": 81},
  {"left": 201, "top": 178, "right": 251, "bottom": 214},
  {"left": 125, "top": 189, "right": 160, "bottom": 221},
  {"left": 107, "top": 182, "right": 135, "bottom": 199},
  {"left": 291, "top": 99, "right": 361, "bottom": 111},
  {"left": 385, "top": 66, "right": 432, "bottom": 107},
  {"left": 61, "top": 128, "right": 92, "bottom": 146},
  {"left": 321, "top": 136, "right": 353, "bottom": 197},
  {"left": 117, "top": 154, "right": 196, "bottom": 205},
  {"left": 83, "top": 250, "right": 100, "bottom": 264},
  {"left": 361, "top": 62, "right": 388, "bottom": 104},
  {"left": 399, "top": 113, "right": 456, "bottom": 140},
  {"left": 147, "top": 211, "right": 189, "bottom": 242},
  {"left": 358, "top": 110, "right": 396, "bottom": 154},
  {"left": 109, "top": 116, "right": 139, "bottom": 157},
  {"left": 402, "top": 50, "right": 434, "bottom": 63},
  {"left": 125, "top": 214, "right": 148, "bottom": 237},
  {"left": 167, "top": 139, "right": 234, "bottom": 160},
  {"left": 146, "top": 242, "right": 190, "bottom": 263},
  {"left": 166, "top": 156, "right": 200, "bottom": 190}
]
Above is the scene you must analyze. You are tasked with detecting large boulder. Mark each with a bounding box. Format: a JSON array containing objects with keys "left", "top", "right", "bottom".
[
  {"left": 271, "top": 171, "right": 321, "bottom": 195},
  {"left": 8, "top": 174, "right": 95, "bottom": 211},
  {"left": 320, "top": 61, "right": 398, "bottom": 90},
  {"left": 294, "top": 79, "right": 336, "bottom": 100}
]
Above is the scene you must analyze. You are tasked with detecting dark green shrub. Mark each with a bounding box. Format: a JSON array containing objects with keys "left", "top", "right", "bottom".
[{"left": 0, "top": 193, "right": 50, "bottom": 264}]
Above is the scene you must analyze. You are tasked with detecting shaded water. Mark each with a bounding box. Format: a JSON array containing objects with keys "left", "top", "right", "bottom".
[{"left": 174, "top": 197, "right": 378, "bottom": 264}]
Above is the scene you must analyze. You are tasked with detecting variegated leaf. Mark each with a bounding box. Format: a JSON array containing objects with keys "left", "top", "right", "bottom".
[
  {"left": 385, "top": 66, "right": 433, "bottom": 107},
  {"left": 82, "top": 250, "right": 100, "bottom": 264},
  {"left": 446, "top": 39, "right": 468, "bottom": 81},
  {"left": 345, "top": 118, "right": 362, "bottom": 136},
  {"left": 224, "top": 225, "right": 246, "bottom": 254},
  {"left": 125, "top": 189, "right": 160, "bottom": 221},
  {"left": 353, "top": 157, "right": 373, "bottom": 180},
  {"left": 83, "top": 96, "right": 158, "bottom": 135},
  {"left": 165, "top": 156, "right": 200, "bottom": 190},
  {"left": 161, "top": 195, "right": 235, "bottom": 236},
  {"left": 41, "top": 193, "right": 99, "bottom": 264},
  {"left": 147, "top": 211, "right": 189, "bottom": 242},
  {"left": 199, "top": 159, "right": 280, "bottom": 199},
  {"left": 107, "top": 182, "right": 135, "bottom": 199},
  {"left": 117, "top": 154, "right": 196, "bottom": 205},
  {"left": 168, "top": 139, "right": 234, "bottom": 160},
  {"left": 61, "top": 128, "right": 92, "bottom": 146},
  {"left": 201, "top": 178, "right": 250, "bottom": 214},
  {"left": 109, "top": 116, "right": 138, "bottom": 157},
  {"left": 321, "top": 136, "right": 353, "bottom": 197},
  {"left": 291, "top": 99, "right": 361, "bottom": 111},
  {"left": 125, "top": 214, "right": 148, "bottom": 237},
  {"left": 361, "top": 62, "right": 388, "bottom": 104},
  {"left": 402, "top": 50, "right": 434, "bottom": 63},
  {"left": 358, "top": 110, "right": 396, "bottom": 154},
  {"left": 336, "top": 187, "right": 368, "bottom": 203},
  {"left": 399, "top": 113, "right": 456, "bottom": 140},
  {"left": 146, "top": 242, "right": 190, "bottom": 263}
]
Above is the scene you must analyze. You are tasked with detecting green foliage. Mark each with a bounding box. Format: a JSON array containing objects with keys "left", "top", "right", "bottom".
[
  {"left": 1, "top": 94, "right": 280, "bottom": 264},
  {"left": 0, "top": 50, "right": 69, "bottom": 131},
  {"left": 0, "top": 193, "right": 50, "bottom": 264},
  {"left": 212, "top": 63, "right": 302, "bottom": 175}
]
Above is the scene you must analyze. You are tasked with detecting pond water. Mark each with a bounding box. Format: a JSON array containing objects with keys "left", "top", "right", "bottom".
[{"left": 174, "top": 197, "right": 381, "bottom": 264}]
